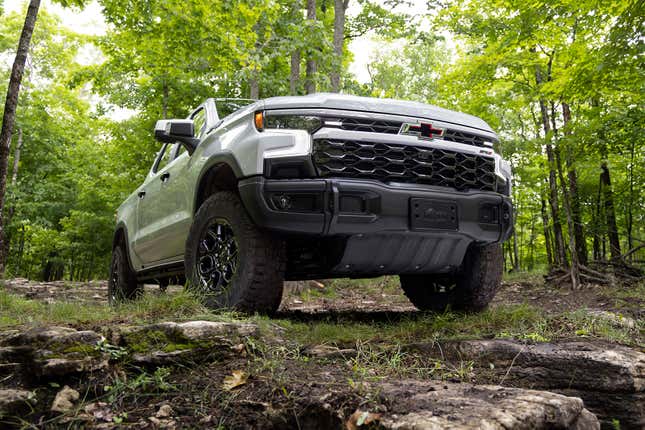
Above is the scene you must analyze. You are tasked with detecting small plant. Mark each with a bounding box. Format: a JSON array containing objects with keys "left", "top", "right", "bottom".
[
  {"left": 104, "top": 367, "right": 176, "bottom": 403},
  {"left": 95, "top": 339, "right": 128, "bottom": 360}
]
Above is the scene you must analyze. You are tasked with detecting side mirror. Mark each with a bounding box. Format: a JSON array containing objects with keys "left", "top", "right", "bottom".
[{"left": 154, "top": 119, "right": 199, "bottom": 155}]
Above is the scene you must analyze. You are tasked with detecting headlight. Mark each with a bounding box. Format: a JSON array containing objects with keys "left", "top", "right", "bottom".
[{"left": 254, "top": 111, "right": 323, "bottom": 134}]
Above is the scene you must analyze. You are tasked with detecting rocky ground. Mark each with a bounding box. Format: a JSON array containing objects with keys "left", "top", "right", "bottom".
[{"left": 0, "top": 276, "right": 643, "bottom": 429}]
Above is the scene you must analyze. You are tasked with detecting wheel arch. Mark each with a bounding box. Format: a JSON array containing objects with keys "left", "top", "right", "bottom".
[
  {"left": 194, "top": 155, "right": 245, "bottom": 214},
  {"left": 112, "top": 223, "right": 137, "bottom": 272}
]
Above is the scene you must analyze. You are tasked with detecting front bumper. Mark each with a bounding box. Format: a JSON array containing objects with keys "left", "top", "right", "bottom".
[{"left": 238, "top": 176, "right": 513, "bottom": 275}]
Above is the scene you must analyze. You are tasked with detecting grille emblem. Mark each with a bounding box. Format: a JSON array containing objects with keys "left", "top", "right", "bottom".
[{"left": 399, "top": 122, "right": 444, "bottom": 140}]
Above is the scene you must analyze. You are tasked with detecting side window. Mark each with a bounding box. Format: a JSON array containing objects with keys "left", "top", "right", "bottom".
[
  {"left": 174, "top": 142, "right": 186, "bottom": 159},
  {"left": 153, "top": 143, "right": 173, "bottom": 173},
  {"left": 192, "top": 108, "right": 206, "bottom": 138}
]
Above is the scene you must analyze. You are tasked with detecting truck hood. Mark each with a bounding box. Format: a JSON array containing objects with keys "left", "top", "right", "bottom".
[{"left": 261, "top": 93, "right": 494, "bottom": 133}]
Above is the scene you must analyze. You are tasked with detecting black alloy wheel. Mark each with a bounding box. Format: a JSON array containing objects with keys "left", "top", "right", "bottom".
[{"left": 195, "top": 220, "right": 239, "bottom": 294}]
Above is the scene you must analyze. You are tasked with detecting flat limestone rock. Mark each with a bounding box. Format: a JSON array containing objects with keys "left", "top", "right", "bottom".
[
  {"left": 0, "top": 389, "right": 35, "bottom": 417},
  {"left": 453, "top": 340, "right": 644, "bottom": 392},
  {"left": 410, "top": 339, "right": 644, "bottom": 428},
  {"left": 376, "top": 380, "right": 599, "bottom": 430},
  {"left": 119, "top": 321, "right": 258, "bottom": 365},
  {"left": 0, "top": 326, "right": 108, "bottom": 378}
]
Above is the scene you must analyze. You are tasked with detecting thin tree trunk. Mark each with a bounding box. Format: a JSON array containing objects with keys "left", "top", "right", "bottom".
[
  {"left": 11, "top": 128, "right": 22, "bottom": 186},
  {"left": 512, "top": 228, "right": 520, "bottom": 271},
  {"left": 535, "top": 66, "right": 566, "bottom": 267},
  {"left": 626, "top": 139, "right": 635, "bottom": 260},
  {"left": 249, "top": 70, "right": 259, "bottom": 99},
  {"left": 290, "top": 50, "right": 300, "bottom": 95},
  {"left": 541, "top": 197, "right": 554, "bottom": 268},
  {"left": 600, "top": 162, "right": 621, "bottom": 259},
  {"left": 593, "top": 175, "right": 603, "bottom": 260},
  {"left": 555, "top": 145, "right": 581, "bottom": 288},
  {"left": 305, "top": 0, "right": 317, "bottom": 94},
  {"left": 562, "top": 102, "right": 587, "bottom": 265},
  {"left": 330, "top": 0, "right": 348, "bottom": 92},
  {"left": 4, "top": 128, "right": 23, "bottom": 260},
  {"left": 528, "top": 213, "right": 536, "bottom": 271},
  {"left": 162, "top": 80, "right": 169, "bottom": 119},
  {"left": 550, "top": 102, "right": 579, "bottom": 288},
  {"left": 0, "top": 0, "right": 41, "bottom": 275}
]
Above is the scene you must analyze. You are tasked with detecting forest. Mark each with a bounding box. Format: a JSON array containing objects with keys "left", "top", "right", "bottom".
[{"left": 0, "top": 0, "right": 643, "bottom": 282}]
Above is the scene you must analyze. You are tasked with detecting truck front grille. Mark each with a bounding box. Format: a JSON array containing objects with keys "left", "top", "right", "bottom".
[
  {"left": 337, "top": 118, "right": 494, "bottom": 148},
  {"left": 312, "top": 139, "right": 497, "bottom": 192}
]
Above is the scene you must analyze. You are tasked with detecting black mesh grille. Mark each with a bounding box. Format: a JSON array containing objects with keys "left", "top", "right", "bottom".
[
  {"left": 337, "top": 118, "right": 493, "bottom": 147},
  {"left": 339, "top": 118, "right": 401, "bottom": 134},
  {"left": 442, "top": 130, "right": 491, "bottom": 147},
  {"left": 313, "top": 139, "right": 497, "bottom": 192}
]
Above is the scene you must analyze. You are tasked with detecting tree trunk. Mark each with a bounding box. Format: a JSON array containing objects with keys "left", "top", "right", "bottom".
[
  {"left": 162, "top": 80, "right": 169, "bottom": 119},
  {"left": 561, "top": 102, "right": 587, "bottom": 265},
  {"left": 305, "top": 0, "right": 317, "bottom": 94},
  {"left": 249, "top": 70, "right": 259, "bottom": 99},
  {"left": 0, "top": 0, "right": 41, "bottom": 275},
  {"left": 550, "top": 102, "right": 579, "bottom": 288},
  {"left": 512, "top": 228, "right": 520, "bottom": 272},
  {"left": 626, "top": 139, "right": 635, "bottom": 260},
  {"left": 527, "top": 213, "right": 537, "bottom": 271},
  {"left": 290, "top": 50, "right": 301, "bottom": 95},
  {"left": 330, "top": 0, "right": 348, "bottom": 92},
  {"left": 555, "top": 145, "right": 581, "bottom": 289},
  {"left": 541, "top": 197, "right": 554, "bottom": 268},
  {"left": 535, "top": 66, "right": 566, "bottom": 267},
  {"left": 11, "top": 128, "right": 22, "bottom": 186},
  {"left": 4, "top": 128, "right": 23, "bottom": 260},
  {"left": 600, "top": 162, "right": 621, "bottom": 259}
]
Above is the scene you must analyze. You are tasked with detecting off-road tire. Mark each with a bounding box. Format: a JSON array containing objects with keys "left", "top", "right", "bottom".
[
  {"left": 400, "top": 243, "right": 503, "bottom": 312},
  {"left": 184, "top": 191, "right": 286, "bottom": 313},
  {"left": 108, "top": 244, "right": 142, "bottom": 304}
]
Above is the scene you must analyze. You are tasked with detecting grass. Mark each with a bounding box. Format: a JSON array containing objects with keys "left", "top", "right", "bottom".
[
  {"left": 1, "top": 280, "right": 641, "bottom": 348},
  {"left": 277, "top": 303, "right": 641, "bottom": 347},
  {"left": 0, "top": 288, "right": 236, "bottom": 329}
]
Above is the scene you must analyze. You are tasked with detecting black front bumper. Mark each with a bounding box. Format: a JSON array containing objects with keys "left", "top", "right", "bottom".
[{"left": 238, "top": 176, "right": 513, "bottom": 276}]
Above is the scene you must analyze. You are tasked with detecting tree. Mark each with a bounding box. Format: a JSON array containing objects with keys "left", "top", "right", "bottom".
[
  {"left": 0, "top": 0, "right": 41, "bottom": 274},
  {"left": 305, "top": 0, "right": 317, "bottom": 94},
  {"left": 330, "top": 0, "right": 349, "bottom": 92}
]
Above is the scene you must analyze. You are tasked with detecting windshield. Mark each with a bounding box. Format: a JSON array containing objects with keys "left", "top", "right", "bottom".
[{"left": 215, "top": 98, "right": 256, "bottom": 119}]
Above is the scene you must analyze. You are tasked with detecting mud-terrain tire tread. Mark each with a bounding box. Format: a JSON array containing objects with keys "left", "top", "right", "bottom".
[
  {"left": 108, "top": 244, "right": 142, "bottom": 304},
  {"left": 400, "top": 243, "right": 502, "bottom": 313},
  {"left": 184, "top": 191, "right": 286, "bottom": 313},
  {"left": 455, "top": 243, "right": 503, "bottom": 311}
]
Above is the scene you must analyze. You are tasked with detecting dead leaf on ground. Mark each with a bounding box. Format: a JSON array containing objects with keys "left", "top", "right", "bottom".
[
  {"left": 51, "top": 386, "right": 80, "bottom": 413},
  {"left": 222, "top": 369, "right": 248, "bottom": 391},
  {"left": 346, "top": 410, "right": 382, "bottom": 430}
]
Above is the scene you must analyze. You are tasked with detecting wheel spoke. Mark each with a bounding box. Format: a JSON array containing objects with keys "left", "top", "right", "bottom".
[{"left": 195, "top": 220, "right": 239, "bottom": 293}]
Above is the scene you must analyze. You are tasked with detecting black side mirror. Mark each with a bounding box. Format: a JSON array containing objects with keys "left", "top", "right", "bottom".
[{"left": 154, "top": 119, "right": 199, "bottom": 154}]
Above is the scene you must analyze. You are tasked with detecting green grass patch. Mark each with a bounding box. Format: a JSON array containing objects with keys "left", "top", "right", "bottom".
[
  {"left": 0, "top": 288, "right": 243, "bottom": 329},
  {"left": 274, "top": 303, "right": 641, "bottom": 347}
]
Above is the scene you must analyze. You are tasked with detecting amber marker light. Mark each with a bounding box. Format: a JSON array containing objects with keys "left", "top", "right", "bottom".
[{"left": 254, "top": 111, "right": 264, "bottom": 131}]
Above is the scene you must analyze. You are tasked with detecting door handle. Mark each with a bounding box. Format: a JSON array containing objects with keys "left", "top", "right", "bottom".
[
  {"left": 138, "top": 191, "right": 146, "bottom": 199},
  {"left": 160, "top": 172, "right": 170, "bottom": 182}
]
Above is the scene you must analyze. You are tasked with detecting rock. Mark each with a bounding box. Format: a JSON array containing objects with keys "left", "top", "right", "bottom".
[
  {"left": 303, "top": 344, "right": 357, "bottom": 359},
  {"left": 0, "top": 389, "right": 35, "bottom": 417},
  {"left": 156, "top": 404, "right": 174, "bottom": 418},
  {"left": 375, "top": 380, "right": 599, "bottom": 430},
  {"left": 51, "top": 385, "right": 80, "bottom": 413},
  {"left": 587, "top": 310, "right": 637, "bottom": 329},
  {"left": 410, "top": 339, "right": 644, "bottom": 428},
  {"left": 119, "top": 321, "right": 257, "bottom": 365},
  {"left": 0, "top": 326, "right": 108, "bottom": 378}
]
